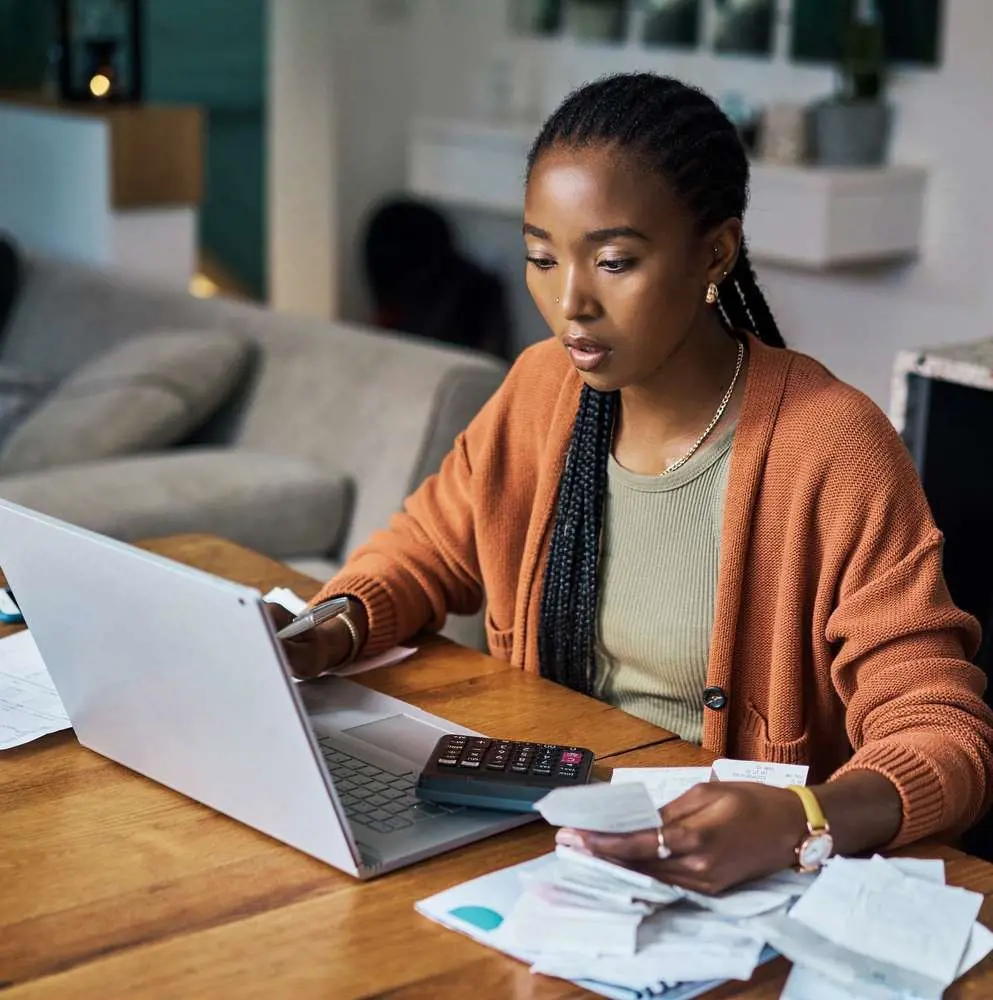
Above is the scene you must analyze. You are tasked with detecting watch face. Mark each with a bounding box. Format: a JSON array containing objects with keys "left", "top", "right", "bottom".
[{"left": 798, "top": 832, "right": 834, "bottom": 870}]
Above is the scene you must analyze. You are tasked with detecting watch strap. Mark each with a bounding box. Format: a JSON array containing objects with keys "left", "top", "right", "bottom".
[{"left": 787, "top": 784, "right": 829, "bottom": 832}]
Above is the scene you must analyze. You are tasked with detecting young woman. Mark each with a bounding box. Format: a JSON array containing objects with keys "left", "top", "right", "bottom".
[{"left": 271, "top": 73, "right": 993, "bottom": 893}]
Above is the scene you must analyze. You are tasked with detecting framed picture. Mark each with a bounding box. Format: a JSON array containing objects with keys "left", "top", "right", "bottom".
[
  {"left": 642, "top": 0, "right": 701, "bottom": 49},
  {"left": 791, "top": 0, "right": 943, "bottom": 66},
  {"left": 56, "top": 0, "right": 143, "bottom": 102},
  {"left": 714, "top": 0, "right": 775, "bottom": 57}
]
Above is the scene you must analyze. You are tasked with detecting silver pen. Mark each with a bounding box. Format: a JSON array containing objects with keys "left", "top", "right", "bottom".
[{"left": 275, "top": 596, "right": 349, "bottom": 640}]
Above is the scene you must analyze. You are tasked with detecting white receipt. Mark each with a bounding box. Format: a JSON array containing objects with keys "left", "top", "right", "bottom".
[
  {"left": 263, "top": 587, "right": 415, "bottom": 677},
  {"left": 781, "top": 921, "right": 993, "bottom": 1000},
  {"left": 0, "top": 631, "right": 70, "bottom": 750},
  {"left": 710, "top": 758, "right": 809, "bottom": 787},
  {"left": 611, "top": 766, "right": 713, "bottom": 809},
  {"left": 535, "top": 781, "right": 661, "bottom": 834},
  {"left": 786, "top": 856, "right": 982, "bottom": 995},
  {"left": 609, "top": 759, "right": 808, "bottom": 812}
]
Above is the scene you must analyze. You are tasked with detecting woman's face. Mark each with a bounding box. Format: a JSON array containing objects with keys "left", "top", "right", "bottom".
[{"left": 523, "top": 143, "right": 735, "bottom": 393}]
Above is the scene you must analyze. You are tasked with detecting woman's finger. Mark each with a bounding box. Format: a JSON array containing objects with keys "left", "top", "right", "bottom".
[{"left": 557, "top": 820, "right": 702, "bottom": 861}]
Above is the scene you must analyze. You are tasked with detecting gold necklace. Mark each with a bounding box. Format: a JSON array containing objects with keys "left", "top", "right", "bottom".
[{"left": 659, "top": 339, "right": 744, "bottom": 477}]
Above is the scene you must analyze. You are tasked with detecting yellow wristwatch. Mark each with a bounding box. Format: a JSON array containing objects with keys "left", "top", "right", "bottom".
[{"left": 787, "top": 785, "right": 834, "bottom": 873}]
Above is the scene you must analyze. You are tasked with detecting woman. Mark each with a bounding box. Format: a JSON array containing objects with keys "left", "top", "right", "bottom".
[{"left": 271, "top": 73, "right": 993, "bottom": 893}]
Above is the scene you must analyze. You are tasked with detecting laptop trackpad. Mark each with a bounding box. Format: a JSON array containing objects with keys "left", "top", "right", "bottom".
[{"left": 342, "top": 714, "right": 447, "bottom": 767}]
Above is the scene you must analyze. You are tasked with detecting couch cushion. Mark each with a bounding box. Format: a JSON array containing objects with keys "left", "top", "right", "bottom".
[
  {"left": 0, "top": 330, "right": 250, "bottom": 475},
  {"left": 0, "top": 365, "right": 51, "bottom": 448},
  {"left": 0, "top": 448, "right": 352, "bottom": 558}
]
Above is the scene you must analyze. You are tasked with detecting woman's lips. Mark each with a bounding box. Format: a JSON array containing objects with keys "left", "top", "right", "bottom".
[{"left": 563, "top": 336, "right": 611, "bottom": 373}]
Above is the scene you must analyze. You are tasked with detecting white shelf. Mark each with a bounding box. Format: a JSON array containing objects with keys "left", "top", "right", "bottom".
[{"left": 407, "top": 117, "right": 928, "bottom": 270}]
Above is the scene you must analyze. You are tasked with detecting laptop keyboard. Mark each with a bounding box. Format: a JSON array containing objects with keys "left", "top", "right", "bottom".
[{"left": 317, "top": 739, "right": 464, "bottom": 834}]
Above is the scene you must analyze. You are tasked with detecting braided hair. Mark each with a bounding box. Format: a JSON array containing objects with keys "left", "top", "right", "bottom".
[{"left": 532, "top": 73, "right": 785, "bottom": 695}]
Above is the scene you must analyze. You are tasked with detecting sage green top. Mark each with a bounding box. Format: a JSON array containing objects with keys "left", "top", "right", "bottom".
[{"left": 594, "top": 422, "right": 736, "bottom": 743}]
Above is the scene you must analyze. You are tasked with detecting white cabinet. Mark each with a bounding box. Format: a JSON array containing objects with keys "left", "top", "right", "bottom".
[{"left": 408, "top": 117, "right": 927, "bottom": 270}]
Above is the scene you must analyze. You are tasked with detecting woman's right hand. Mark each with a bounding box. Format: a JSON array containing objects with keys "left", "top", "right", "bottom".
[{"left": 265, "top": 600, "right": 366, "bottom": 679}]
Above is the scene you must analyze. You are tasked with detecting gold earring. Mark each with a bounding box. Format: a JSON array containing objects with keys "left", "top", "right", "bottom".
[{"left": 705, "top": 282, "right": 719, "bottom": 305}]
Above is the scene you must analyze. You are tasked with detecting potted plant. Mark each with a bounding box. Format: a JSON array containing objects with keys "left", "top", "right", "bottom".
[
  {"left": 565, "top": 0, "right": 628, "bottom": 43},
  {"left": 808, "top": 0, "right": 892, "bottom": 167}
]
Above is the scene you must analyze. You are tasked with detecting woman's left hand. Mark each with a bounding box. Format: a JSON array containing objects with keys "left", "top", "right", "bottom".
[{"left": 555, "top": 781, "right": 809, "bottom": 895}]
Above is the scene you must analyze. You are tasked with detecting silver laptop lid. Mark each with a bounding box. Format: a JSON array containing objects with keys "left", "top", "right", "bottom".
[{"left": 0, "top": 499, "right": 362, "bottom": 874}]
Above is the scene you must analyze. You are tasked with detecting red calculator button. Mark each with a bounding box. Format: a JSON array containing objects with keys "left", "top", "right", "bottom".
[{"left": 560, "top": 751, "right": 583, "bottom": 765}]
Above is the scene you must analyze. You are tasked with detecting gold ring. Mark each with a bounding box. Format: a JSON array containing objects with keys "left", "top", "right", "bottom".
[{"left": 656, "top": 827, "right": 671, "bottom": 860}]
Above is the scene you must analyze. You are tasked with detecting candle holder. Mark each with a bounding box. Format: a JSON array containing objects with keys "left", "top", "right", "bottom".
[{"left": 55, "top": 0, "right": 143, "bottom": 103}]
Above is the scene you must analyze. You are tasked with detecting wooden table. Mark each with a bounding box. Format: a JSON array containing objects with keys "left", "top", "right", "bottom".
[{"left": 2, "top": 535, "right": 992, "bottom": 999}]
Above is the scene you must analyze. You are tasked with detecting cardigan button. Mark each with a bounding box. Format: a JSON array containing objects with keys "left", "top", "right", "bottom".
[{"left": 702, "top": 686, "right": 727, "bottom": 711}]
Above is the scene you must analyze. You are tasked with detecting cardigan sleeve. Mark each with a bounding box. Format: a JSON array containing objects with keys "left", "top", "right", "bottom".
[{"left": 823, "top": 402, "right": 993, "bottom": 846}]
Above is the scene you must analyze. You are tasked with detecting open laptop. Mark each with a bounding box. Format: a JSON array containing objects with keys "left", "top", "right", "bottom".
[{"left": 0, "top": 499, "right": 534, "bottom": 878}]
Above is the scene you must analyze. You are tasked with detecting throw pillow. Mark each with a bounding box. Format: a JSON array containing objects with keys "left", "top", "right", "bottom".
[
  {"left": 0, "top": 365, "right": 51, "bottom": 448},
  {"left": 0, "top": 330, "right": 250, "bottom": 475}
]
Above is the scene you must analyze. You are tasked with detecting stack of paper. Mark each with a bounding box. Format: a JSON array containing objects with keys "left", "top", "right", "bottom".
[
  {"left": 415, "top": 842, "right": 793, "bottom": 999},
  {"left": 501, "top": 845, "right": 787, "bottom": 993},
  {"left": 416, "top": 775, "right": 993, "bottom": 999}
]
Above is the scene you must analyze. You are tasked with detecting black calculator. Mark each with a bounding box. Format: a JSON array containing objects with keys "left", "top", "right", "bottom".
[{"left": 415, "top": 734, "right": 595, "bottom": 813}]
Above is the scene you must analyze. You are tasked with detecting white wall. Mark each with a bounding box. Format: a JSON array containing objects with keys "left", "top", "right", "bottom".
[
  {"left": 0, "top": 105, "right": 112, "bottom": 265},
  {"left": 267, "top": 0, "right": 993, "bottom": 408},
  {"left": 267, "top": 0, "right": 417, "bottom": 321},
  {"left": 267, "top": 0, "right": 339, "bottom": 318}
]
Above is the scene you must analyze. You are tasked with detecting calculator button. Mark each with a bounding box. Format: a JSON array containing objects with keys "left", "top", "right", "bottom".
[
  {"left": 557, "top": 766, "right": 578, "bottom": 778},
  {"left": 459, "top": 759, "right": 481, "bottom": 769},
  {"left": 437, "top": 757, "right": 460, "bottom": 767},
  {"left": 560, "top": 751, "right": 583, "bottom": 765},
  {"left": 532, "top": 766, "right": 553, "bottom": 776}
]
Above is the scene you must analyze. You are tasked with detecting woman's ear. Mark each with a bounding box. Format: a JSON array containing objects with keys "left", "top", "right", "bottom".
[{"left": 707, "top": 219, "right": 743, "bottom": 285}]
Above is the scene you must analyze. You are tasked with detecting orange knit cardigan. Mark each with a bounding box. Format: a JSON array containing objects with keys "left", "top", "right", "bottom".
[{"left": 318, "top": 334, "right": 993, "bottom": 846}]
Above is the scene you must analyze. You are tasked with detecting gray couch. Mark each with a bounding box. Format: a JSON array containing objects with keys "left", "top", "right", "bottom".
[{"left": 0, "top": 255, "right": 507, "bottom": 645}]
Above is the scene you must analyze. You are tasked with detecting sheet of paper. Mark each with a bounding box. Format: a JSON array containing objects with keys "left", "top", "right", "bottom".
[
  {"left": 755, "top": 911, "right": 946, "bottom": 999},
  {"left": 611, "top": 766, "right": 713, "bottom": 809},
  {"left": 263, "top": 587, "right": 416, "bottom": 677},
  {"left": 682, "top": 885, "right": 793, "bottom": 919},
  {"left": 786, "top": 856, "right": 982, "bottom": 994},
  {"left": 535, "top": 911, "right": 765, "bottom": 990},
  {"left": 499, "top": 886, "right": 644, "bottom": 958},
  {"left": 0, "top": 630, "right": 70, "bottom": 750},
  {"left": 535, "top": 781, "right": 660, "bottom": 834},
  {"left": 549, "top": 847, "right": 684, "bottom": 906},
  {"left": 781, "top": 922, "right": 993, "bottom": 1000},
  {"left": 710, "top": 757, "right": 809, "bottom": 787},
  {"left": 864, "top": 854, "right": 946, "bottom": 885}
]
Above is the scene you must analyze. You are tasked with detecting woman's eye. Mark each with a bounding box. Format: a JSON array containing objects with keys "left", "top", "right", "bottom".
[
  {"left": 599, "top": 258, "right": 634, "bottom": 273},
  {"left": 526, "top": 256, "right": 556, "bottom": 271}
]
